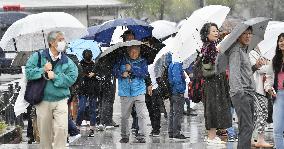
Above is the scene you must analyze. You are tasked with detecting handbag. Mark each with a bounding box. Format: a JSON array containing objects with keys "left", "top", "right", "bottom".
[
  {"left": 24, "top": 51, "right": 47, "bottom": 105},
  {"left": 201, "top": 62, "right": 215, "bottom": 77}
]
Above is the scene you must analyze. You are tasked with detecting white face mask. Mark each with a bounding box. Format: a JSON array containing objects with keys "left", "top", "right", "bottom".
[{"left": 56, "top": 41, "right": 66, "bottom": 52}]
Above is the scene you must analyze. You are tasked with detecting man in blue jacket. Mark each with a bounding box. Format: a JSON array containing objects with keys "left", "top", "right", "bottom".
[
  {"left": 113, "top": 45, "right": 148, "bottom": 143},
  {"left": 168, "top": 62, "right": 187, "bottom": 141}
]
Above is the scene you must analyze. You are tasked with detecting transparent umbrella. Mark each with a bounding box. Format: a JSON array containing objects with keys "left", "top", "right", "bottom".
[
  {"left": 0, "top": 12, "right": 88, "bottom": 51},
  {"left": 170, "top": 5, "right": 230, "bottom": 63},
  {"left": 258, "top": 21, "right": 284, "bottom": 60}
]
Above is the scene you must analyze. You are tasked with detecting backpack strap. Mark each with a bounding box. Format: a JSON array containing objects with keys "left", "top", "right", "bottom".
[{"left": 37, "top": 51, "right": 42, "bottom": 68}]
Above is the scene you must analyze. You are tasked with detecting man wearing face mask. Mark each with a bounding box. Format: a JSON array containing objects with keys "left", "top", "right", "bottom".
[{"left": 25, "top": 31, "right": 78, "bottom": 149}]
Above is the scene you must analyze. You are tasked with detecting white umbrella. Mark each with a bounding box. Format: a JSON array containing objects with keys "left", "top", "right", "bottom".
[
  {"left": 150, "top": 20, "right": 177, "bottom": 39},
  {"left": 171, "top": 5, "right": 230, "bottom": 63},
  {"left": 258, "top": 21, "right": 284, "bottom": 60},
  {"left": 148, "top": 37, "right": 175, "bottom": 85},
  {"left": 0, "top": 12, "right": 88, "bottom": 51}
]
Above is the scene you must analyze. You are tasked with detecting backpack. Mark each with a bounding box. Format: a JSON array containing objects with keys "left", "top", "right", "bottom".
[
  {"left": 188, "top": 54, "right": 204, "bottom": 103},
  {"left": 156, "top": 65, "right": 172, "bottom": 99}
]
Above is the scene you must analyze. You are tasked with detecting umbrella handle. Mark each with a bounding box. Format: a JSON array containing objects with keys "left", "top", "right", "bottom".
[
  {"left": 12, "top": 38, "right": 17, "bottom": 51},
  {"left": 42, "top": 30, "right": 47, "bottom": 49}
]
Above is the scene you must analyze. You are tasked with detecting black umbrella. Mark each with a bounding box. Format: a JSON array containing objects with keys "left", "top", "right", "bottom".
[{"left": 97, "top": 39, "right": 164, "bottom": 66}]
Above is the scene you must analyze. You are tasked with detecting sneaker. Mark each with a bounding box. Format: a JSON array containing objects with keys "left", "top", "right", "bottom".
[
  {"left": 227, "top": 136, "right": 235, "bottom": 142},
  {"left": 69, "top": 134, "right": 81, "bottom": 143},
  {"left": 88, "top": 129, "right": 95, "bottom": 137},
  {"left": 81, "top": 120, "right": 87, "bottom": 126},
  {"left": 173, "top": 134, "right": 188, "bottom": 141},
  {"left": 97, "top": 124, "right": 104, "bottom": 131},
  {"left": 135, "top": 133, "right": 146, "bottom": 143},
  {"left": 131, "top": 129, "right": 138, "bottom": 135},
  {"left": 265, "top": 123, "right": 273, "bottom": 132},
  {"left": 27, "top": 137, "right": 35, "bottom": 144},
  {"left": 111, "top": 121, "right": 119, "bottom": 127},
  {"left": 105, "top": 125, "right": 114, "bottom": 130},
  {"left": 206, "top": 137, "right": 226, "bottom": 145},
  {"left": 169, "top": 134, "right": 173, "bottom": 139},
  {"left": 149, "top": 131, "right": 160, "bottom": 137},
  {"left": 136, "top": 137, "right": 146, "bottom": 143},
  {"left": 119, "top": 138, "right": 129, "bottom": 143}
]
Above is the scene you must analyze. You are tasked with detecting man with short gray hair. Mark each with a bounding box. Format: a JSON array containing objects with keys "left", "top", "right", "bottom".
[{"left": 25, "top": 30, "right": 78, "bottom": 149}]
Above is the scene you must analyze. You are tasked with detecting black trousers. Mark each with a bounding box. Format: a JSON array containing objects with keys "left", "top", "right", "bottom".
[
  {"left": 99, "top": 80, "right": 116, "bottom": 126},
  {"left": 145, "top": 89, "right": 161, "bottom": 132},
  {"left": 26, "top": 105, "right": 34, "bottom": 139}
]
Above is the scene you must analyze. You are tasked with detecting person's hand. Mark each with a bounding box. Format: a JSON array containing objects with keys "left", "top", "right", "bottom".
[
  {"left": 268, "top": 89, "right": 276, "bottom": 97},
  {"left": 122, "top": 71, "right": 129, "bottom": 78},
  {"left": 125, "top": 64, "right": 131, "bottom": 71},
  {"left": 147, "top": 85, "right": 153, "bottom": 96},
  {"left": 89, "top": 72, "right": 95, "bottom": 78},
  {"left": 216, "top": 44, "right": 221, "bottom": 53},
  {"left": 255, "top": 58, "right": 265, "bottom": 69},
  {"left": 47, "top": 71, "right": 55, "bottom": 80},
  {"left": 44, "top": 62, "right": 52, "bottom": 72}
]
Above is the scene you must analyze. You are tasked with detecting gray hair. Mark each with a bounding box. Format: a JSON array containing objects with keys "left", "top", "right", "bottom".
[{"left": 47, "top": 31, "right": 64, "bottom": 47}]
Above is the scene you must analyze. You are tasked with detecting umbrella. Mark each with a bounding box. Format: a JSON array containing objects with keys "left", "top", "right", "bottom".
[
  {"left": 170, "top": 5, "right": 230, "bottom": 63},
  {"left": 182, "top": 52, "right": 198, "bottom": 69},
  {"left": 0, "top": 12, "right": 88, "bottom": 51},
  {"left": 97, "top": 40, "right": 158, "bottom": 65},
  {"left": 219, "top": 17, "right": 270, "bottom": 54},
  {"left": 66, "top": 39, "right": 101, "bottom": 61},
  {"left": 83, "top": 18, "right": 153, "bottom": 46},
  {"left": 258, "top": 21, "right": 284, "bottom": 60},
  {"left": 150, "top": 20, "right": 177, "bottom": 40},
  {"left": 216, "top": 17, "right": 270, "bottom": 74}
]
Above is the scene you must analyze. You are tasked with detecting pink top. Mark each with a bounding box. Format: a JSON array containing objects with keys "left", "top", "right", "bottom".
[{"left": 278, "top": 71, "right": 284, "bottom": 90}]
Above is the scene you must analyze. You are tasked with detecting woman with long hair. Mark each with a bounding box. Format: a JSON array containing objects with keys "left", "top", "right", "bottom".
[
  {"left": 200, "top": 23, "right": 232, "bottom": 144},
  {"left": 267, "top": 33, "right": 284, "bottom": 149}
]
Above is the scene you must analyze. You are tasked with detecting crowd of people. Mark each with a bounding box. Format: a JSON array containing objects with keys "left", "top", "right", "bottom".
[{"left": 23, "top": 19, "right": 284, "bottom": 149}]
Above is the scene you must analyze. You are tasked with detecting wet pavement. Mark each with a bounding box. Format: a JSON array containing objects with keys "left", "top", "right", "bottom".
[{"left": 0, "top": 94, "right": 274, "bottom": 149}]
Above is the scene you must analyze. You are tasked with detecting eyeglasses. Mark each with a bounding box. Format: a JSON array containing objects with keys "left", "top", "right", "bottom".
[{"left": 242, "top": 32, "right": 253, "bottom": 36}]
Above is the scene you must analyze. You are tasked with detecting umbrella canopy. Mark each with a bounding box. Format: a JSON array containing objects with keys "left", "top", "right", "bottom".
[
  {"left": 83, "top": 18, "right": 153, "bottom": 46},
  {"left": 150, "top": 20, "right": 177, "bottom": 40},
  {"left": 258, "top": 21, "right": 284, "bottom": 60},
  {"left": 66, "top": 39, "right": 101, "bottom": 61},
  {"left": 216, "top": 17, "right": 270, "bottom": 74},
  {"left": 170, "top": 5, "right": 230, "bottom": 63},
  {"left": 219, "top": 17, "right": 270, "bottom": 54},
  {"left": 182, "top": 52, "right": 198, "bottom": 69},
  {"left": 97, "top": 40, "right": 159, "bottom": 65},
  {"left": 0, "top": 12, "right": 88, "bottom": 51}
]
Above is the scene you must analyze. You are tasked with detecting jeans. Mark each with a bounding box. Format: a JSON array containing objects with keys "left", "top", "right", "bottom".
[
  {"left": 227, "top": 108, "right": 236, "bottom": 137},
  {"left": 168, "top": 94, "right": 185, "bottom": 136},
  {"left": 68, "top": 113, "right": 79, "bottom": 136},
  {"left": 76, "top": 95, "right": 97, "bottom": 126},
  {"left": 273, "top": 90, "right": 284, "bottom": 149}
]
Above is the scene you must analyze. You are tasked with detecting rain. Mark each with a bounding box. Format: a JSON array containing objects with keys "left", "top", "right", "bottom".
[{"left": 0, "top": 0, "right": 283, "bottom": 149}]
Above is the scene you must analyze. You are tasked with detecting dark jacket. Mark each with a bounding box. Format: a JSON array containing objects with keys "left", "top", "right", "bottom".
[{"left": 78, "top": 60, "right": 99, "bottom": 96}]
